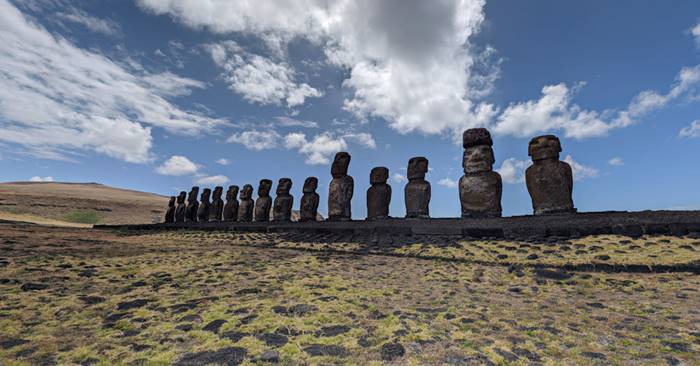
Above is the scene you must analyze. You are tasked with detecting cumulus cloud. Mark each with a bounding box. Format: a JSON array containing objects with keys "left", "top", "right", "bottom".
[
  {"left": 391, "top": 173, "right": 407, "bottom": 184},
  {"left": 679, "top": 119, "right": 700, "bottom": 138},
  {"left": 215, "top": 158, "right": 230, "bottom": 166},
  {"left": 29, "top": 176, "right": 54, "bottom": 182},
  {"left": 343, "top": 132, "right": 377, "bottom": 149},
  {"left": 283, "top": 130, "right": 377, "bottom": 165},
  {"left": 437, "top": 177, "right": 458, "bottom": 189},
  {"left": 563, "top": 155, "right": 598, "bottom": 181},
  {"left": 692, "top": 22, "right": 700, "bottom": 44},
  {"left": 56, "top": 7, "right": 121, "bottom": 36},
  {"left": 496, "top": 158, "right": 530, "bottom": 184},
  {"left": 274, "top": 116, "right": 319, "bottom": 129},
  {"left": 227, "top": 130, "right": 280, "bottom": 151},
  {"left": 0, "top": 0, "right": 224, "bottom": 163},
  {"left": 155, "top": 155, "right": 199, "bottom": 176},
  {"left": 608, "top": 157, "right": 624, "bottom": 166},
  {"left": 195, "top": 175, "right": 229, "bottom": 186}
]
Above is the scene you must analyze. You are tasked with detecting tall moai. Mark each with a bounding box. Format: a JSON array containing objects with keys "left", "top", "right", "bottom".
[
  {"left": 459, "top": 128, "right": 502, "bottom": 218},
  {"left": 273, "top": 178, "right": 293, "bottom": 221},
  {"left": 237, "top": 184, "right": 254, "bottom": 222},
  {"left": 164, "top": 196, "right": 176, "bottom": 223},
  {"left": 366, "top": 167, "right": 391, "bottom": 220},
  {"left": 210, "top": 186, "right": 224, "bottom": 222},
  {"left": 254, "top": 179, "right": 273, "bottom": 222},
  {"left": 405, "top": 157, "right": 430, "bottom": 218},
  {"left": 300, "top": 177, "right": 319, "bottom": 222},
  {"left": 185, "top": 186, "right": 200, "bottom": 222},
  {"left": 525, "top": 135, "right": 576, "bottom": 215},
  {"left": 223, "top": 185, "right": 239, "bottom": 222},
  {"left": 328, "top": 152, "right": 353, "bottom": 221},
  {"left": 197, "top": 188, "right": 211, "bottom": 222},
  {"left": 174, "top": 191, "right": 187, "bottom": 223}
]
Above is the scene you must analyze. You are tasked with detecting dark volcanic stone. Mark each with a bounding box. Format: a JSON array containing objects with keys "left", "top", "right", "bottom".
[
  {"left": 533, "top": 269, "right": 572, "bottom": 281},
  {"left": 581, "top": 351, "right": 607, "bottom": 360},
  {"left": 315, "top": 325, "right": 351, "bottom": 337},
  {"left": 20, "top": 283, "right": 48, "bottom": 291},
  {"left": 79, "top": 296, "right": 105, "bottom": 305},
  {"left": 381, "top": 342, "right": 406, "bottom": 361},
  {"left": 257, "top": 333, "right": 288, "bottom": 347},
  {"left": 117, "top": 299, "right": 149, "bottom": 311},
  {"left": 236, "top": 288, "right": 261, "bottom": 295},
  {"left": 662, "top": 341, "right": 691, "bottom": 352},
  {"left": 288, "top": 304, "right": 317, "bottom": 316},
  {"left": 594, "top": 255, "right": 611, "bottom": 261},
  {"left": 174, "top": 347, "right": 247, "bottom": 366},
  {"left": 494, "top": 348, "right": 518, "bottom": 362},
  {"left": 260, "top": 350, "right": 280, "bottom": 363},
  {"left": 203, "top": 319, "right": 227, "bottom": 334},
  {"left": 512, "top": 347, "right": 541, "bottom": 362},
  {"left": 303, "top": 344, "right": 347, "bottom": 357},
  {"left": 175, "top": 324, "right": 193, "bottom": 332},
  {"left": 220, "top": 331, "right": 249, "bottom": 343},
  {"left": 0, "top": 338, "right": 29, "bottom": 349},
  {"left": 526, "top": 254, "right": 539, "bottom": 260}
]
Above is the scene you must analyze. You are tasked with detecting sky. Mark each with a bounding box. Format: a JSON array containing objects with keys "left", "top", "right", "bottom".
[{"left": 1, "top": 0, "right": 699, "bottom": 218}]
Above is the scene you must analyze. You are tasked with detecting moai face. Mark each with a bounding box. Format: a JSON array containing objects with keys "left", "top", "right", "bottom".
[
  {"left": 331, "top": 152, "right": 351, "bottom": 178},
  {"left": 200, "top": 188, "right": 211, "bottom": 201},
  {"left": 303, "top": 177, "right": 318, "bottom": 193},
  {"left": 188, "top": 187, "right": 200, "bottom": 201},
  {"left": 463, "top": 145, "right": 495, "bottom": 174},
  {"left": 177, "top": 192, "right": 186, "bottom": 204},
  {"left": 168, "top": 196, "right": 176, "bottom": 207},
  {"left": 407, "top": 157, "right": 429, "bottom": 180},
  {"left": 258, "top": 179, "right": 272, "bottom": 197},
  {"left": 226, "top": 185, "right": 239, "bottom": 201},
  {"left": 240, "top": 184, "right": 253, "bottom": 200},
  {"left": 212, "top": 186, "right": 223, "bottom": 200},
  {"left": 528, "top": 135, "right": 562, "bottom": 161},
  {"left": 276, "top": 178, "right": 292, "bottom": 195},
  {"left": 370, "top": 167, "right": 389, "bottom": 184}
]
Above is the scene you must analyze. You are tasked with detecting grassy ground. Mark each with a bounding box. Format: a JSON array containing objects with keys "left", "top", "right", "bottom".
[{"left": 0, "top": 223, "right": 698, "bottom": 365}]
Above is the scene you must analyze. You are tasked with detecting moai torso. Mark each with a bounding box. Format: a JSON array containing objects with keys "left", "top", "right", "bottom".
[
  {"left": 525, "top": 135, "right": 576, "bottom": 215},
  {"left": 254, "top": 179, "right": 273, "bottom": 222},
  {"left": 174, "top": 191, "right": 187, "bottom": 223},
  {"left": 405, "top": 157, "right": 430, "bottom": 218},
  {"left": 185, "top": 187, "right": 199, "bottom": 222},
  {"left": 210, "top": 186, "right": 224, "bottom": 221},
  {"left": 328, "top": 152, "right": 353, "bottom": 221},
  {"left": 237, "top": 185, "right": 254, "bottom": 222},
  {"left": 300, "top": 177, "right": 319, "bottom": 222},
  {"left": 197, "top": 188, "right": 211, "bottom": 222},
  {"left": 367, "top": 167, "right": 391, "bottom": 220},
  {"left": 223, "top": 186, "right": 239, "bottom": 222},
  {"left": 273, "top": 178, "right": 293, "bottom": 221},
  {"left": 459, "top": 128, "right": 502, "bottom": 218},
  {"left": 164, "top": 196, "right": 176, "bottom": 223}
]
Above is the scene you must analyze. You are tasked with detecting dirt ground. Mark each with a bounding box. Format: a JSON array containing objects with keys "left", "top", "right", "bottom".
[{"left": 0, "top": 223, "right": 698, "bottom": 365}]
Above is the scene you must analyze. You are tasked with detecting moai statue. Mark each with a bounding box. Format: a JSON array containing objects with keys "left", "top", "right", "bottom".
[
  {"left": 273, "top": 178, "right": 293, "bottom": 221},
  {"left": 237, "top": 184, "right": 254, "bottom": 222},
  {"left": 366, "top": 167, "right": 391, "bottom": 220},
  {"left": 254, "top": 179, "right": 273, "bottom": 222},
  {"left": 174, "top": 191, "right": 187, "bottom": 223},
  {"left": 459, "top": 128, "right": 502, "bottom": 218},
  {"left": 223, "top": 185, "right": 239, "bottom": 222},
  {"left": 210, "top": 186, "right": 224, "bottom": 222},
  {"left": 197, "top": 188, "right": 211, "bottom": 222},
  {"left": 405, "top": 157, "right": 431, "bottom": 218},
  {"left": 300, "top": 177, "right": 319, "bottom": 222},
  {"left": 328, "top": 152, "right": 354, "bottom": 221},
  {"left": 185, "top": 186, "right": 200, "bottom": 222},
  {"left": 525, "top": 135, "right": 576, "bottom": 215},
  {"left": 164, "top": 196, "right": 176, "bottom": 223}
]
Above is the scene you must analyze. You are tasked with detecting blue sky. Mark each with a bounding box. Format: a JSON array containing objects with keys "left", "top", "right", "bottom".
[{"left": 1, "top": 0, "right": 699, "bottom": 218}]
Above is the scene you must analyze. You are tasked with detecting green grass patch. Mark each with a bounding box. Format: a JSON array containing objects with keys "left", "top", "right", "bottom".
[{"left": 62, "top": 210, "right": 100, "bottom": 224}]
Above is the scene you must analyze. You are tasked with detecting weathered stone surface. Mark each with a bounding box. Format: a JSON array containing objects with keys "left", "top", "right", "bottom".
[
  {"left": 164, "top": 196, "right": 176, "bottom": 223},
  {"left": 174, "top": 191, "right": 186, "bottom": 223},
  {"left": 210, "top": 186, "right": 224, "bottom": 222},
  {"left": 367, "top": 167, "right": 391, "bottom": 220},
  {"left": 328, "top": 152, "right": 353, "bottom": 221},
  {"left": 525, "top": 135, "right": 576, "bottom": 215},
  {"left": 223, "top": 185, "right": 239, "bottom": 222},
  {"left": 197, "top": 188, "right": 211, "bottom": 222},
  {"left": 300, "top": 177, "right": 319, "bottom": 222},
  {"left": 185, "top": 187, "right": 199, "bottom": 222},
  {"left": 405, "top": 157, "right": 430, "bottom": 218},
  {"left": 254, "top": 179, "right": 273, "bottom": 222},
  {"left": 460, "top": 128, "right": 502, "bottom": 218},
  {"left": 273, "top": 178, "right": 293, "bottom": 222},
  {"left": 237, "top": 185, "right": 254, "bottom": 222}
]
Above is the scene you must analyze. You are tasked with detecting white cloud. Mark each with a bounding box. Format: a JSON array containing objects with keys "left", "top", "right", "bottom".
[
  {"left": 391, "top": 173, "right": 407, "bottom": 184},
  {"left": 284, "top": 132, "right": 348, "bottom": 165},
  {"left": 56, "top": 8, "right": 121, "bottom": 36},
  {"left": 156, "top": 155, "right": 199, "bottom": 176},
  {"left": 0, "top": 0, "right": 224, "bottom": 163},
  {"left": 680, "top": 119, "right": 700, "bottom": 138},
  {"left": 227, "top": 130, "right": 280, "bottom": 151},
  {"left": 343, "top": 132, "right": 377, "bottom": 149},
  {"left": 563, "top": 155, "right": 598, "bottom": 181},
  {"left": 195, "top": 175, "right": 229, "bottom": 186},
  {"left": 274, "top": 116, "right": 319, "bottom": 129},
  {"left": 437, "top": 177, "right": 458, "bottom": 189},
  {"left": 692, "top": 22, "right": 700, "bottom": 44},
  {"left": 215, "top": 158, "right": 230, "bottom": 166},
  {"left": 206, "top": 42, "right": 322, "bottom": 107},
  {"left": 496, "top": 158, "right": 530, "bottom": 184},
  {"left": 29, "top": 176, "right": 54, "bottom": 182},
  {"left": 608, "top": 157, "right": 624, "bottom": 166}
]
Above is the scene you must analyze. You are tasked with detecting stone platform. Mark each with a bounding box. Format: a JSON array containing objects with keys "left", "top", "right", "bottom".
[{"left": 95, "top": 210, "right": 700, "bottom": 239}]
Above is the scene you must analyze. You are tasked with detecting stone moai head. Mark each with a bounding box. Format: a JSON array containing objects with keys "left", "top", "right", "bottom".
[
  {"left": 212, "top": 186, "right": 223, "bottom": 200},
  {"left": 407, "top": 157, "right": 429, "bottom": 181},
  {"left": 188, "top": 186, "right": 200, "bottom": 201},
  {"left": 303, "top": 177, "right": 318, "bottom": 193},
  {"left": 370, "top": 167, "right": 389, "bottom": 185},
  {"left": 168, "top": 196, "right": 176, "bottom": 207},
  {"left": 463, "top": 128, "right": 495, "bottom": 174},
  {"left": 276, "top": 178, "right": 292, "bottom": 196},
  {"left": 331, "top": 152, "right": 351, "bottom": 178},
  {"left": 528, "top": 135, "right": 562, "bottom": 161},
  {"left": 240, "top": 184, "right": 253, "bottom": 200},
  {"left": 200, "top": 188, "right": 211, "bottom": 202},
  {"left": 177, "top": 191, "right": 186, "bottom": 204},
  {"left": 226, "top": 185, "right": 239, "bottom": 201},
  {"left": 258, "top": 179, "right": 272, "bottom": 197}
]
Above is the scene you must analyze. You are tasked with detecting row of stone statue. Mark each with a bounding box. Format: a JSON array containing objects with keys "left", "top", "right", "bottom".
[{"left": 164, "top": 129, "right": 576, "bottom": 223}]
